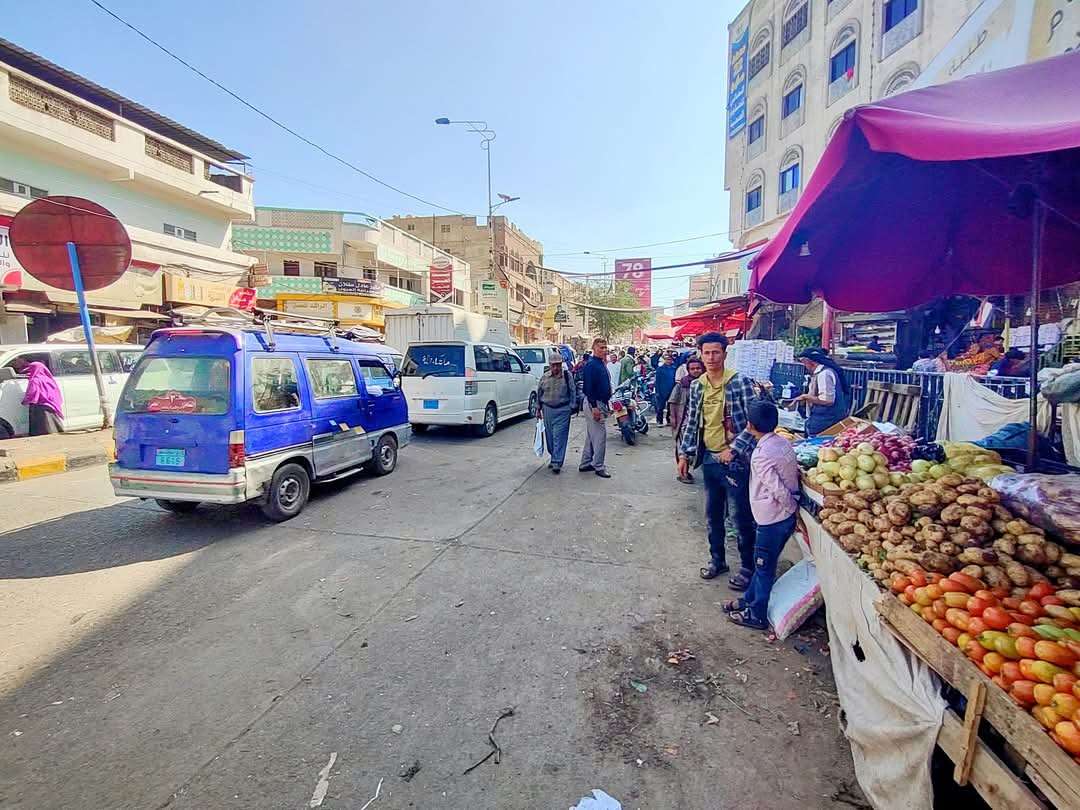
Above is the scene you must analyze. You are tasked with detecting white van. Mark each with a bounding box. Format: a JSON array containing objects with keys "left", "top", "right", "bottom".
[
  {"left": 400, "top": 341, "right": 539, "bottom": 436},
  {"left": 0, "top": 343, "right": 143, "bottom": 438},
  {"left": 513, "top": 343, "right": 566, "bottom": 378}
]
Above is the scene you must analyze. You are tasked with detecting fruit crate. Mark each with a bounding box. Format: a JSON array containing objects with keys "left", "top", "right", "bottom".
[{"left": 878, "top": 594, "right": 1080, "bottom": 809}]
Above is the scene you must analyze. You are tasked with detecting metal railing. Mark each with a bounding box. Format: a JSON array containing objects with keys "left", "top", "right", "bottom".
[{"left": 769, "top": 362, "right": 1029, "bottom": 442}]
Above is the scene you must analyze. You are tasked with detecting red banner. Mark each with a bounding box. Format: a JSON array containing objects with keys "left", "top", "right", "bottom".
[
  {"left": 614, "top": 258, "right": 652, "bottom": 308},
  {"left": 429, "top": 257, "right": 453, "bottom": 302}
]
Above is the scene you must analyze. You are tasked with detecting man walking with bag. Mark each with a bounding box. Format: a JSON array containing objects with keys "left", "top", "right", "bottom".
[
  {"left": 535, "top": 351, "right": 576, "bottom": 474},
  {"left": 677, "top": 332, "right": 768, "bottom": 588},
  {"left": 579, "top": 337, "right": 612, "bottom": 479}
]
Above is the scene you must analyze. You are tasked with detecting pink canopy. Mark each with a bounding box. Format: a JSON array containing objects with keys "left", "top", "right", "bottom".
[{"left": 750, "top": 52, "right": 1080, "bottom": 311}]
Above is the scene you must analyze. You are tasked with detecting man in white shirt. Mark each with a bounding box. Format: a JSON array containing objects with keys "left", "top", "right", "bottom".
[{"left": 605, "top": 352, "right": 621, "bottom": 391}]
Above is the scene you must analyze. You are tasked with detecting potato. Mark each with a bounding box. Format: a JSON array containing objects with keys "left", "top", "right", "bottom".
[
  {"left": 1017, "top": 533, "right": 1045, "bottom": 546},
  {"left": 991, "top": 519, "right": 1008, "bottom": 534},
  {"left": 939, "top": 542, "right": 960, "bottom": 557},
  {"left": 956, "top": 482, "right": 981, "bottom": 495},
  {"left": 959, "top": 547, "right": 998, "bottom": 565},
  {"left": 886, "top": 501, "right": 912, "bottom": 526},
  {"left": 1045, "top": 543, "right": 1063, "bottom": 564},
  {"left": 956, "top": 494, "right": 987, "bottom": 507},
  {"left": 940, "top": 504, "right": 965, "bottom": 526},
  {"left": 843, "top": 493, "right": 870, "bottom": 510},
  {"left": 960, "top": 515, "right": 992, "bottom": 537},
  {"left": 950, "top": 530, "right": 977, "bottom": 548},
  {"left": 976, "top": 486, "right": 1000, "bottom": 504},
  {"left": 1004, "top": 560, "right": 1031, "bottom": 587},
  {"left": 919, "top": 551, "right": 954, "bottom": 573},
  {"left": 824, "top": 495, "right": 844, "bottom": 510},
  {"left": 993, "top": 505, "right": 1013, "bottom": 521},
  {"left": 871, "top": 501, "right": 886, "bottom": 517},
  {"left": 982, "top": 565, "right": 1009, "bottom": 588},
  {"left": 872, "top": 516, "right": 892, "bottom": 533},
  {"left": 843, "top": 508, "right": 859, "bottom": 521},
  {"left": 992, "top": 537, "right": 1017, "bottom": 556},
  {"left": 1006, "top": 520, "right": 1028, "bottom": 536},
  {"left": 1015, "top": 544, "right": 1048, "bottom": 567},
  {"left": 1056, "top": 576, "right": 1080, "bottom": 590},
  {"left": 885, "top": 528, "right": 906, "bottom": 544},
  {"left": 923, "top": 524, "right": 947, "bottom": 544},
  {"left": 938, "top": 473, "right": 965, "bottom": 488},
  {"left": 1046, "top": 564, "right": 1065, "bottom": 579},
  {"left": 857, "top": 510, "right": 875, "bottom": 526},
  {"left": 909, "top": 491, "right": 940, "bottom": 507},
  {"left": 1057, "top": 590, "right": 1080, "bottom": 607},
  {"left": 1061, "top": 553, "right": 1080, "bottom": 569},
  {"left": 915, "top": 516, "right": 933, "bottom": 528},
  {"left": 835, "top": 521, "right": 857, "bottom": 537},
  {"left": 819, "top": 508, "right": 837, "bottom": 521},
  {"left": 901, "top": 526, "right": 918, "bottom": 538},
  {"left": 960, "top": 564, "right": 985, "bottom": 579},
  {"left": 1026, "top": 566, "right": 1048, "bottom": 584},
  {"left": 964, "top": 505, "right": 994, "bottom": 522}
]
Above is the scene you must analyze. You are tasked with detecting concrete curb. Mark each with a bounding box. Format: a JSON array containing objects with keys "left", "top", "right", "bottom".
[{"left": 0, "top": 446, "right": 114, "bottom": 484}]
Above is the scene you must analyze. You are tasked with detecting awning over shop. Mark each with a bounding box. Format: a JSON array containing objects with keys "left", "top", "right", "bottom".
[
  {"left": 3, "top": 301, "right": 53, "bottom": 315},
  {"left": 670, "top": 296, "right": 748, "bottom": 338},
  {"left": 642, "top": 328, "right": 675, "bottom": 340},
  {"left": 749, "top": 51, "right": 1080, "bottom": 311},
  {"left": 88, "top": 307, "right": 169, "bottom": 321}
]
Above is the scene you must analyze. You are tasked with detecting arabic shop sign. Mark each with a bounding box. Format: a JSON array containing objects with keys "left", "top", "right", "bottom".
[{"left": 727, "top": 24, "right": 749, "bottom": 139}]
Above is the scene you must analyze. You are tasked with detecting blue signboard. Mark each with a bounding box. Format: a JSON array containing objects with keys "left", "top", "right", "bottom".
[{"left": 727, "top": 26, "right": 749, "bottom": 139}]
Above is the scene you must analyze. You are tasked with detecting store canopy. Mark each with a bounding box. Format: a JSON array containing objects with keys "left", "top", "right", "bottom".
[
  {"left": 642, "top": 328, "right": 675, "bottom": 340},
  {"left": 749, "top": 52, "right": 1080, "bottom": 312},
  {"left": 88, "top": 307, "right": 169, "bottom": 321},
  {"left": 669, "top": 296, "right": 748, "bottom": 338}
]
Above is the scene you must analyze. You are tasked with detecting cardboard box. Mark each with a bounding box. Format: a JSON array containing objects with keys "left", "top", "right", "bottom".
[{"left": 817, "top": 416, "right": 878, "bottom": 438}]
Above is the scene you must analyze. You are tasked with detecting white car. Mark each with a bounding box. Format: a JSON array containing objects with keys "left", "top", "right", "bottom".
[
  {"left": 0, "top": 343, "right": 143, "bottom": 438},
  {"left": 513, "top": 343, "right": 564, "bottom": 378},
  {"left": 400, "top": 341, "right": 539, "bottom": 437}
]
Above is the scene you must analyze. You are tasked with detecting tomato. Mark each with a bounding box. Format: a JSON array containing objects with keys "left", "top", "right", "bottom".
[
  {"left": 927, "top": 573, "right": 944, "bottom": 585},
  {"left": 1073, "top": 681, "right": 1080, "bottom": 702},
  {"left": 1028, "top": 582, "right": 1055, "bottom": 601},
  {"left": 956, "top": 633, "right": 972, "bottom": 651},
  {"left": 967, "top": 617, "right": 988, "bottom": 636},
  {"left": 1034, "top": 682, "right": 1058, "bottom": 705},
  {"left": 1001, "top": 661, "right": 1022, "bottom": 684},
  {"left": 946, "top": 609, "right": 971, "bottom": 632},
  {"left": 1019, "top": 600, "right": 1045, "bottom": 618},
  {"left": 939, "top": 579, "right": 969, "bottom": 594},
  {"left": 933, "top": 599, "right": 949, "bottom": 620},
  {"left": 966, "top": 597, "right": 991, "bottom": 617},
  {"left": 965, "top": 641, "right": 988, "bottom": 663},
  {"left": 921, "top": 605, "right": 937, "bottom": 623},
  {"left": 991, "top": 586, "right": 1012, "bottom": 600},
  {"left": 1008, "top": 623, "right": 1038, "bottom": 639},
  {"left": 1021, "top": 659, "right": 1040, "bottom": 681},
  {"left": 944, "top": 592, "right": 970, "bottom": 609},
  {"left": 978, "top": 631, "right": 1007, "bottom": 650},
  {"left": 1032, "top": 705, "right": 1063, "bottom": 730},
  {"left": 991, "top": 675, "right": 1008, "bottom": 689},
  {"left": 983, "top": 607, "right": 1013, "bottom": 631},
  {"left": 1042, "top": 595, "right": 1065, "bottom": 607},
  {"left": 914, "top": 587, "right": 933, "bottom": 608},
  {"left": 983, "top": 652, "right": 1006, "bottom": 674},
  {"left": 932, "top": 618, "right": 949, "bottom": 633},
  {"left": 910, "top": 570, "right": 927, "bottom": 588},
  {"left": 925, "top": 584, "right": 944, "bottom": 601},
  {"left": 1031, "top": 659, "right": 1069, "bottom": 684},
  {"left": 942, "top": 627, "right": 962, "bottom": 645},
  {"left": 1016, "top": 637, "right": 1038, "bottom": 659},
  {"left": 974, "top": 589, "right": 999, "bottom": 605},
  {"left": 904, "top": 584, "right": 917, "bottom": 600},
  {"left": 1036, "top": 640, "right": 1078, "bottom": 668},
  {"left": 994, "top": 635, "right": 1021, "bottom": 660},
  {"left": 1003, "top": 597, "right": 1023, "bottom": 611},
  {"left": 949, "top": 572, "right": 985, "bottom": 594},
  {"left": 1008, "top": 612, "right": 1036, "bottom": 626},
  {"left": 1050, "top": 693, "right": 1080, "bottom": 719},
  {"left": 1011, "top": 680, "right": 1037, "bottom": 706},
  {"left": 891, "top": 576, "right": 912, "bottom": 594},
  {"left": 1071, "top": 607, "right": 1080, "bottom": 623},
  {"left": 1044, "top": 604, "right": 1075, "bottom": 622},
  {"left": 1053, "top": 672, "right": 1078, "bottom": 694},
  {"left": 898, "top": 592, "right": 913, "bottom": 606},
  {"left": 1054, "top": 722, "right": 1080, "bottom": 755}
]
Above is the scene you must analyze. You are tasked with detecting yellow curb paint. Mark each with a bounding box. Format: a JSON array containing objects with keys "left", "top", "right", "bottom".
[{"left": 16, "top": 455, "right": 68, "bottom": 480}]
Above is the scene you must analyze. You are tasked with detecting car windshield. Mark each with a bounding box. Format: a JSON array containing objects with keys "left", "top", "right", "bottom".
[
  {"left": 401, "top": 345, "right": 465, "bottom": 377},
  {"left": 516, "top": 348, "right": 547, "bottom": 364},
  {"left": 119, "top": 356, "right": 231, "bottom": 414}
]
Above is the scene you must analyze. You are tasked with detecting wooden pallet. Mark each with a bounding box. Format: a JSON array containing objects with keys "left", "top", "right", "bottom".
[{"left": 878, "top": 595, "right": 1080, "bottom": 809}]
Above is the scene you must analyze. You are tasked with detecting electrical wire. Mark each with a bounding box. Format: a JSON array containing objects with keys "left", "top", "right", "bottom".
[
  {"left": 544, "top": 229, "right": 738, "bottom": 256},
  {"left": 87, "top": 0, "right": 466, "bottom": 216}
]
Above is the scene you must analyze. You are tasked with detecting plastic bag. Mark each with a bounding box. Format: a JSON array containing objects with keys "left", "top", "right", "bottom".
[
  {"left": 767, "top": 558, "right": 823, "bottom": 640},
  {"left": 990, "top": 473, "right": 1080, "bottom": 544},
  {"left": 570, "top": 789, "right": 621, "bottom": 810},
  {"left": 533, "top": 419, "right": 545, "bottom": 457}
]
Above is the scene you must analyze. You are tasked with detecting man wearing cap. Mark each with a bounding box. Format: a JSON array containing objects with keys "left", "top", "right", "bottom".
[{"left": 535, "top": 350, "right": 577, "bottom": 474}]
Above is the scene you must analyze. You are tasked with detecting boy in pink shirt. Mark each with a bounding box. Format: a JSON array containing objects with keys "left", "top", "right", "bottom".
[{"left": 726, "top": 400, "right": 800, "bottom": 630}]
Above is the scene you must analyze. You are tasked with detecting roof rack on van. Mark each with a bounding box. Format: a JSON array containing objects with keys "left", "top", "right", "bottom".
[{"left": 168, "top": 305, "right": 383, "bottom": 351}]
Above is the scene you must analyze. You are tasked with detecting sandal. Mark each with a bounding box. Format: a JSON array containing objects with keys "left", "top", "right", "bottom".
[
  {"left": 721, "top": 598, "right": 745, "bottom": 613},
  {"left": 728, "top": 608, "right": 768, "bottom": 630},
  {"left": 728, "top": 571, "right": 752, "bottom": 591},
  {"left": 677, "top": 473, "right": 695, "bottom": 484},
  {"left": 699, "top": 561, "right": 731, "bottom": 580}
]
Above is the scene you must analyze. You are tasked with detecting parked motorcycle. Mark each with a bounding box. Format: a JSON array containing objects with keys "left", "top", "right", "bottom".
[{"left": 610, "top": 375, "right": 651, "bottom": 445}]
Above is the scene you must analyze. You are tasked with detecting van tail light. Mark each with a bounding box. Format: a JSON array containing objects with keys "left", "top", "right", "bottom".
[
  {"left": 465, "top": 367, "right": 475, "bottom": 379},
  {"left": 464, "top": 380, "right": 478, "bottom": 395},
  {"left": 228, "top": 429, "right": 245, "bottom": 469}
]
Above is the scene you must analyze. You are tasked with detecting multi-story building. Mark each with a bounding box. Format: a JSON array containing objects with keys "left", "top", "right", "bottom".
[
  {"left": 385, "top": 214, "right": 546, "bottom": 343},
  {"left": 543, "top": 267, "right": 589, "bottom": 345},
  {"left": 0, "top": 37, "right": 255, "bottom": 343},
  {"left": 724, "top": 0, "right": 985, "bottom": 251},
  {"left": 233, "top": 207, "right": 470, "bottom": 333}
]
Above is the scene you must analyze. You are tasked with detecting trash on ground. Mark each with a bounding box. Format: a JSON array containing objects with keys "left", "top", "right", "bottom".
[
  {"left": 629, "top": 679, "right": 648, "bottom": 693},
  {"left": 570, "top": 788, "right": 622, "bottom": 809},
  {"left": 391, "top": 724, "right": 403, "bottom": 734},
  {"left": 666, "top": 648, "right": 695, "bottom": 665},
  {"left": 404, "top": 615, "right": 419, "bottom": 622},
  {"left": 399, "top": 760, "right": 421, "bottom": 782},
  {"left": 788, "top": 720, "right": 801, "bottom": 736},
  {"left": 704, "top": 712, "right": 720, "bottom": 725},
  {"left": 307, "top": 751, "right": 337, "bottom": 808},
  {"left": 358, "top": 777, "right": 384, "bottom": 810},
  {"left": 462, "top": 706, "right": 515, "bottom": 775}
]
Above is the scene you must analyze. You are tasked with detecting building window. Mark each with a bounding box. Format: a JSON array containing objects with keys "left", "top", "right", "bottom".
[
  {"left": 313, "top": 261, "right": 338, "bottom": 278},
  {"left": 781, "top": 3, "right": 809, "bottom": 47},
  {"left": 452, "top": 289, "right": 464, "bottom": 307},
  {"left": 747, "top": 116, "right": 764, "bottom": 145},
  {"left": 406, "top": 224, "right": 415, "bottom": 231},
  {"left": 780, "top": 163, "right": 800, "bottom": 194},
  {"left": 782, "top": 85, "right": 803, "bottom": 118},
  {"left": 440, "top": 224, "right": 451, "bottom": 233},
  {"left": 163, "top": 223, "right": 197, "bottom": 241},
  {"left": 748, "top": 43, "right": 770, "bottom": 80},
  {"left": 363, "top": 267, "right": 378, "bottom": 281},
  {"left": 883, "top": 0, "right": 918, "bottom": 33},
  {"left": 0, "top": 177, "right": 47, "bottom": 199},
  {"left": 283, "top": 260, "right": 300, "bottom": 276},
  {"left": 745, "top": 186, "right": 762, "bottom": 213},
  {"left": 830, "top": 41, "right": 856, "bottom": 83}
]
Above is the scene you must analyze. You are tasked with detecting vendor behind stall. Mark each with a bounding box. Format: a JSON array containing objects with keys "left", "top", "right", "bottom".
[{"left": 794, "top": 347, "right": 851, "bottom": 435}]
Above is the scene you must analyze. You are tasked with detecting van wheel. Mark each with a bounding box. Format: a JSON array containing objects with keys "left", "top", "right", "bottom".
[
  {"left": 528, "top": 393, "right": 538, "bottom": 418},
  {"left": 368, "top": 434, "right": 398, "bottom": 476},
  {"left": 261, "top": 462, "right": 310, "bottom": 522},
  {"left": 411, "top": 423, "right": 429, "bottom": 434},
  {"left": 475, "top": 404, "right": 497, "bottom": 437},
  {"left": 155, "top": 499, "right": 199, "bottom": 514}
]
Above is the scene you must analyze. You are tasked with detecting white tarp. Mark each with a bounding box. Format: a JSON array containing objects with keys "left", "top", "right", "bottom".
[
  {"left": 936, "top": 372, "right": 1051, "bottom": 443},
  {"left": 803, "top": 511, "right": 946, "bottom": 809}
]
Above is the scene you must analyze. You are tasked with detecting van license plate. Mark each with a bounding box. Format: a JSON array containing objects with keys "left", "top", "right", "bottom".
[
  {"left": 156, "top": 448, "right": 185, "bottom": 467},
  {"left": 423, "top": 399, "right": 439, "bottom": 410}
]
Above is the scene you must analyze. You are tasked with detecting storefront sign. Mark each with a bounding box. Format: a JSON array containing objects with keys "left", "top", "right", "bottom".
[
  {"left": 165, "top": 274, "right": 254, "bottom": 308},
  {"left": 480, "top": 279, "right": 498, "bottom": 299},
  {"left": 614, "top": 258, "right": 653, "bottom": 309},
  {"left": 0, "top": 221, "right": 23, "bottom": 290},
  {"left": 283, "top": 300, "right": 334, "bottom": 318},
  {"left": 554, "top": 304, "right": 569, "bottom": 323},
  {"left": 429, "top": 256, "right": 453, "bottom": 302},
  {"left": 337, "top": 302, "right": 374, "bottom": 322},
  {"left": 482, "top": 303, "right": 503, "bottom": 318},
  {"left": 323, "top": 276, "right": 381, "bottom": 296},
  {"left": 727, "top": 24, "right": 749, "bottom": 138}
]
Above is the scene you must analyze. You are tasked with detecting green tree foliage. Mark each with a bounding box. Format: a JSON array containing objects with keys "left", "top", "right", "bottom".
[{"left": 573, "top": 281, "right": 651, "bottom": 340}]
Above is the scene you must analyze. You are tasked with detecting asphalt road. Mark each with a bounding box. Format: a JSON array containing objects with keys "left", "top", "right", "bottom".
[{"left": 0, "top": 416, "right": 859, "bottom": 810}]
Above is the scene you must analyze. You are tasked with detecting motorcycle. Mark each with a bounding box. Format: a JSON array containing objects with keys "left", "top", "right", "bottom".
[{"left": 610, "top": 375, "right": 652, "bottom": 445}]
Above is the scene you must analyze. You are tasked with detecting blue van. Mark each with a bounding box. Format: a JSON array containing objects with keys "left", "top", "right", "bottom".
[{"left": 109, "top": 326, "right": 410, "bottom": 521}]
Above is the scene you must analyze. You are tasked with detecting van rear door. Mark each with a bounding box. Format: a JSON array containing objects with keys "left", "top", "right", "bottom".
[
  {"left": 115, "top": 346, "right": 237, "bottom": 474},
  {"left": 401, "top": 343, "right": 467, "bottom": 418}
]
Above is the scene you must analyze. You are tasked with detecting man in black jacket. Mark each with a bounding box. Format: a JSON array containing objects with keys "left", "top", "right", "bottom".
[{"left": 579, "top": 337, "right": 612, "bottom": 478}]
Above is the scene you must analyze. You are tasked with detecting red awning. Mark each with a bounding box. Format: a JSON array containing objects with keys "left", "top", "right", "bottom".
[
  {"left": 750, "top": 52, "right": 1080, "bottom": 311},
  {"left": 642, "top": 328, "right": 675, "bottom": 340}
]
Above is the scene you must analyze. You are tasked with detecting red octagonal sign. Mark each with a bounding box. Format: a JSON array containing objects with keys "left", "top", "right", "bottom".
[{"left": 9, "top": 196, "right": 131, "bottom": 291}]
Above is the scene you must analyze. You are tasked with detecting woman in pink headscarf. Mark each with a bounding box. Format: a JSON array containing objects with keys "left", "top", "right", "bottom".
[{"left": 13, "top": 357, "right": 64, "bottom": 435}]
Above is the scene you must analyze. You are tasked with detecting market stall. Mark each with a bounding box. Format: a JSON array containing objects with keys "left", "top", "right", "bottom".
[{"left": 749, "top": 51, "right": 1080, "bottom": 808}]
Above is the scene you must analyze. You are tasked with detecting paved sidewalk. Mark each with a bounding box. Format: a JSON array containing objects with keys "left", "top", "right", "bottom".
[{"left": 0, "top": 429, "right": 114, "bottom": 483}]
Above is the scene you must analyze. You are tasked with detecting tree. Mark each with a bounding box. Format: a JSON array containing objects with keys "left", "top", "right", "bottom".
[{"left": 573, "top": 281, "right": 650, "bottom": 341}]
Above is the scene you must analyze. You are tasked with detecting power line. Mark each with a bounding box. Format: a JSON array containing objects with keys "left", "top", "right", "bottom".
[
  {"left": 87, "top": 0, "right": 466, "bottom": 216},
  {"left": 544, "top": 229, "right": 738, "bottom": 256}
]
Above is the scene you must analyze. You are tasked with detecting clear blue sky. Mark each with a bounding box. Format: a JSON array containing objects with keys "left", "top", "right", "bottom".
[{"left": 6, "top": 0, "right": 743, "bottom": 307}]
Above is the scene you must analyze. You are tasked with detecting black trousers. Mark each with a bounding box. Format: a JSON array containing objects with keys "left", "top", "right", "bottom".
[{"left": 702, "top": 459, "right": 756, "bottom": 575}]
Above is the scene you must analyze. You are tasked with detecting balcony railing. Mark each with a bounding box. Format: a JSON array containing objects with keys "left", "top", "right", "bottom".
[
  {"left": 778, "top": 187, "right": 800, "bottom": 213},
  {"left": 828, "top": 72, "right": 855, "bottom": 105},
  {"left": 747, "top": 136, "right": 765, "bottom": 160},
  {"left": 745, "top": 206, "right": 764, "bottom": 228}
]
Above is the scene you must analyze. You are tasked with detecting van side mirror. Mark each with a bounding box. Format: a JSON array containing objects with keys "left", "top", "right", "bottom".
[
  {"left": 392, "top": 373, "right": 402, "bottom": 390},
  {"left": 0, "top": 367, "right": 16, "bottom": 381}
]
